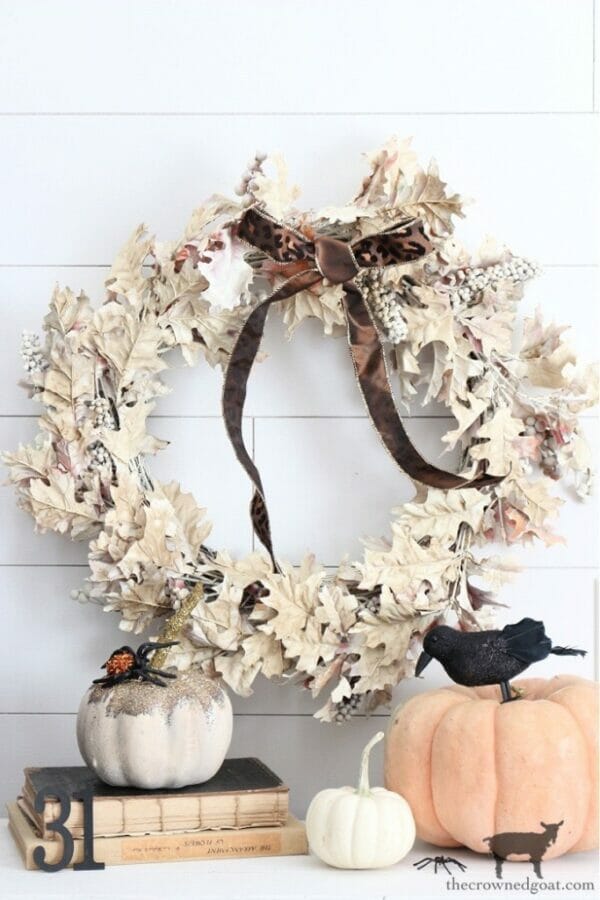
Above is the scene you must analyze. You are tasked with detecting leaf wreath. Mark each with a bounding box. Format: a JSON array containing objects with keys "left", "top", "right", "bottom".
[{"left": 4, "top": 136, "right": 597, "bottom": 722}]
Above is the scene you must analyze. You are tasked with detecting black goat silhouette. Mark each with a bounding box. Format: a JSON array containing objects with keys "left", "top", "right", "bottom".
[{"left": 483, "top": 820, "right": 564, "bottom": 879}]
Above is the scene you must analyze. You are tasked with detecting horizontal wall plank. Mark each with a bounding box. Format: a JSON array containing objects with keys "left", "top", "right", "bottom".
[
  {"left": 0, "top": 565, "right": 595, "bottom": 716},
  {"left": 0, "top": 1, "right": 593, "bottom": 114},
  {"left": 253, "top": 416, "right": 599, "bottom": 567},
  {"left": 1, "top": 266, "right": 597, "bottom": 419},
  {"left": 0, "top": 416, "right": 253, "bottom": 565},
  {"left": 0, "top": 714, "right": 377, "bottom": 818},
  {"left": 2, "top": 413, "right": 597, "bottom": 568},
  {"left": 2, "top": 414, "right": 597, "bottom": 568},
  {"left": 0, "top": 116, "right": 597, "bottom": 266}
]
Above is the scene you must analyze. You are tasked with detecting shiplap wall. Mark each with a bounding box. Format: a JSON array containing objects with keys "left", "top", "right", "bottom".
[{"left": 0, "top": 0, "right": 598, "bottom": 817}]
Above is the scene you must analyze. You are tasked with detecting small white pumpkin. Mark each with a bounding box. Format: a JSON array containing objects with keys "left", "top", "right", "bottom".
[
  {"left": 77, "top": 669, "right": 233, "bottom": 789},
  {"left": 306, "top": 731, "right": 415, "bottom": 869}
]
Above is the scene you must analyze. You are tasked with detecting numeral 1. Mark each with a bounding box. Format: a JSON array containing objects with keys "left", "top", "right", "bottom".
[{"left": 72, "top": 788, "right": 104, "bottom": 870}]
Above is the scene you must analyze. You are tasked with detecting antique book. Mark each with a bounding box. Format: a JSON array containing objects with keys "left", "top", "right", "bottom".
[
  {"left": 7, "top": 802, "right": 307, "bottom": 869},
  {"left": 19, "top": 758, "right": 288, "bottom": 840}
]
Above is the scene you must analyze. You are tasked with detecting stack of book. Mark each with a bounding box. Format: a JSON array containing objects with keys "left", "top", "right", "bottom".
[{"left": 7, "top": 758, "right": 307, "bottom": 868}]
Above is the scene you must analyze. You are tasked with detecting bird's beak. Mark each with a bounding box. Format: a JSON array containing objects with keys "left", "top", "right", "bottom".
[{"left": 415, "top": 650, "right": 432, "bottom": 677}]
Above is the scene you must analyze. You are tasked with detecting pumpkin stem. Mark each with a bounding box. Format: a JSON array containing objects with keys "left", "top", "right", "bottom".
[
  {"left": 151, "top": 584, "right": 204, "bottom": 669},
  {"left": 357, "top": 731, "right": 384, "bottom": 796}
]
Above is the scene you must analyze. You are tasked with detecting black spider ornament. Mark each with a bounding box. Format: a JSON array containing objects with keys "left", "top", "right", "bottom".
[
  {"left": 93, "top": 641, "right": 179, "bottom": 688},
  {"left": 413, "top": 855, "right": 468, "bottom": 875}
]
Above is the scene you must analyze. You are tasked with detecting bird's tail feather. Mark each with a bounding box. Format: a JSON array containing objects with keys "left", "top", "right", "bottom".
[{"left": 550, "top": 646, "right": 587, "bottom": 657}]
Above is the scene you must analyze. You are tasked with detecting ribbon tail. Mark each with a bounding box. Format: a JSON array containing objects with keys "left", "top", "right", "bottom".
[
  {"left": 222, "top": 269, "right": 322, "bottom": 570},
  {"left": 342, "top": 282, "right": 503, "bottom": 490}
]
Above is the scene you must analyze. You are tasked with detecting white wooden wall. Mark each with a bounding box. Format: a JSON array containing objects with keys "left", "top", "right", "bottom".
[{"left": 0, "top": 0, "right": 597, "bottom": 817}]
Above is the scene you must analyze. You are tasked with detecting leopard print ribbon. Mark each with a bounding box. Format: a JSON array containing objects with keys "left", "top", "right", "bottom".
[{"left": 223, "top": 207, "right": 502, "bottom": 570}]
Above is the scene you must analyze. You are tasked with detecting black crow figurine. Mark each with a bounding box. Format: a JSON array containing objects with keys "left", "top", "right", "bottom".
[{"left": 415, "top": 617, "right": 586, "bottom": 702}]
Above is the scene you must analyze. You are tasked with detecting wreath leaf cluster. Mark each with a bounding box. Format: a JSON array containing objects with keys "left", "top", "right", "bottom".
[{"left": 5, "top": 136, "right": 597, "bottom": 722}]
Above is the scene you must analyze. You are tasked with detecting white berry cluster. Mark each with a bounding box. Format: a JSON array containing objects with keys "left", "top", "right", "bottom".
[
  {"left": 448, "top": 257, "right": 540, "bottom": 305},
  {"left": 88, "top": 441, "right": 111, "bottom": 470},
  {"left": 88, "top": 396, "right": 116, "bottom": 430},
  {"left": 234, "top": 151, "right": 268, "bottom": 197},
  {"left": 20, "top": 331, "right": 47, "bottom": 374},
  {"left": 523, "top": 416, "right": 561, "bottom": 478},
  {"left": 70, "top": 586, "right": 90, "bottom": 603},
  {"left": 333, "top": 693, "right": 362, "bottom": 723},
  {"left": 360, "top": 271, "right": 409, "bottom": 344}
]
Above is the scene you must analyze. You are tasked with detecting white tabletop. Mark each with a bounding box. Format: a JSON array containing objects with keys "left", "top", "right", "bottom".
[{"left": 1, "top": 819, "right": 597, "bottom": 900}]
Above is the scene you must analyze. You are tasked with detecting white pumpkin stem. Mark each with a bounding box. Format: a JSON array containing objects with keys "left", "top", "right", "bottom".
[{"left": 357, "top": 731, "right": 384, "bottom": 796}]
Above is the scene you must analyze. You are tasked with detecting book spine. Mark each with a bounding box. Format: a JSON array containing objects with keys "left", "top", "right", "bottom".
[
  {"left": 35, "top": 791, "right": 288, "bottom": 839},
  {"left": 18, "top": 825, "right": 307, "bottom": 869}
]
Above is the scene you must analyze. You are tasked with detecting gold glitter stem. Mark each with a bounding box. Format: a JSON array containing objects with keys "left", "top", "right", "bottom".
[{"left": 152, "top": 583, "right": 204, "bottom": 669}]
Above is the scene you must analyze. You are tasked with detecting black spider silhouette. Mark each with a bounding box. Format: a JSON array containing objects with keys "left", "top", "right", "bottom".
[
  {"left": 413, "top": 855, "right": 468, "bottom": 875},
  {"left": 93, "top": 641, "right": 179, "bottom": 687}
]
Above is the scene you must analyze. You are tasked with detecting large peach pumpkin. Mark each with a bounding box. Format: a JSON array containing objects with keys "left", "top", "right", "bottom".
[{"left": 385, "top": 675, "right": 598, "bottom": 859}]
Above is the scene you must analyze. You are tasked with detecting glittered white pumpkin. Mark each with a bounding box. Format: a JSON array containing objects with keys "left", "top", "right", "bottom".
[
  {"left": 77, "top": 670, "right": 233, "bottom": 789},
  {"left": 306, "top": 732, "right": 415, "bottom": 869}
]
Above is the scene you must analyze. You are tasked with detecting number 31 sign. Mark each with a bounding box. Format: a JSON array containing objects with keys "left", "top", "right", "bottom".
[{"left": 33, "top": 787, "right": 105, "bottom": 872}]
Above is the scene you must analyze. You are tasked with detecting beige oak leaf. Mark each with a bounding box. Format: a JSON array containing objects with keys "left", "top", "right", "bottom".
[
  {"left": 29, "top": 470, "right": 101, "bottom": 539},
  {"left": 395, "top": 487, "right": 489, "bottom": 543},
  {"left": 391, "top": 343, "right": 420, "bottom": 401},
  {"left": 468, "top": 555, "right": 522, "bottom": 591},
  {"left": 44, "top": 286, "right": 92, "bottom": 336},
  {"left": 114, "top": 572, "right": 173, "bottom": 633},
  {"left": 102, "top": 403, "right": 168, "bottom": 463},
  {"left": 252, "top": 154, "right": 300, "bottom": 221},
  {"left": 159, "top": 481, "right": 212, "bottom": 560},
  {"left": 151, "top": 258, "right": 209, "bottom": 316},
  {"left": 403, "top": 287, "right": 455, "bottom": 352},
  {"left": 214, "top": 651, "right": 261, "bottom": 697},
  {"left": 280, "top": 614, "right": 333, "bottom": 673},
  {"left": 117, "top": 499, "right": 182, "bottom": 575},
  {"left": 41, "top": 340, "right": 95, "bottom": 414},
  {"left": 282, "top": 285, "right": 345, "bottom": 336},
  {"left": 358, "top": 528, "right": 459, "bottom": 594},
  {"left": 103, "top": 469, "right": 146, "bottom": 543},
  {"left": 354, "top": 136, "right": 419, "bottom": 208},
  {"left": 190, "top": 583, "right": 247, "bottom": 652},
  {"left": 183, "top": 195, "right": 243, "bottom": 243},
  {"left": 350, "top": 587, "right": 416, "bottom": 667},
  {"left": 501, "top": 474, "right": 564, "bottom": 527},
  {"left": 401, "top": 160, "right": 464, "bottom": 236},
  {"left": 442, "top": 396, "right": 488, "bottom": 449},
  {"left": 439, "top": 342, "right": 485, "bottom": 406},
  {"left": 519, "top": 307, "right": 576, "bottom": 388},
  {"left": 314, "top": 583, "right": 358, "bottom": 635},
  {"left": 460, "top": 298, "right": 516, "bottom": 357},
  {"left": 349, "top": 646, "right": 406, "bottom": 695},
  {"left": 260, "top": 568, "right": 327, "bottom": 640},
  {"left": 201, "top": 551, "right": 274, "bottom": 591},
  {"left": 105, "top": 225, "right": 153, "bottom": 308},
  {"left": 315, "top": 203, "right": 378, "bottom": 225},
  {"left": 522, "top": 343, "right": 576, "bottom": 389},
  {"left": 3, "top": 439, "right": 55, "bottom": 485},
  {"left": 241, "top": 631, "right": 285, "bottom": 680},
  {"left": 89, "top": 301, "right": 167, "bottom": 393},
  {"left": 469, "top": 406, "right": 524, "bottom": 475}
]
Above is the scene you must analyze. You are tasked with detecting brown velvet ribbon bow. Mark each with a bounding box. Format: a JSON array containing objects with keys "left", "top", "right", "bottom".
[{"left": 222, "top": 207, "right": 501, "bottom": 570}]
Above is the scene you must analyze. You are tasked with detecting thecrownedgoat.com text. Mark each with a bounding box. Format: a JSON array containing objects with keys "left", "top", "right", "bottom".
[{"left": 445, "top": 876, "right": 596, "bottom": 894}]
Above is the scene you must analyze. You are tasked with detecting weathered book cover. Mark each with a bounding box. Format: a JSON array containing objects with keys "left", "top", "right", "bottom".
[
  {"left": 7, "top": 802, "right": 307, "bottom": 869},
  {"left": 21, "top": 758, "right": 288, "bottom": 839}
]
